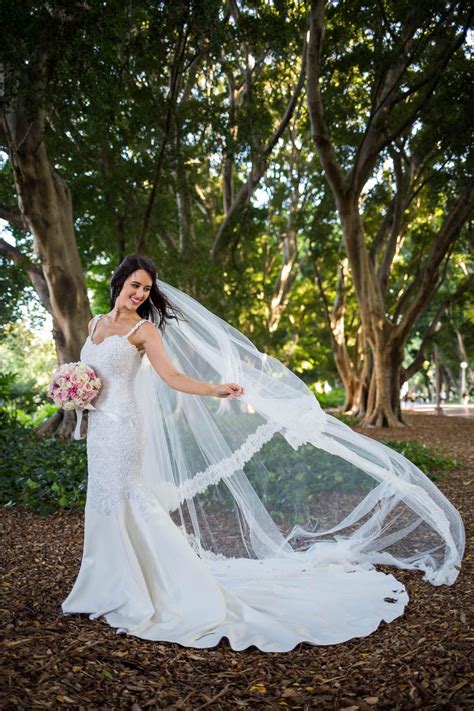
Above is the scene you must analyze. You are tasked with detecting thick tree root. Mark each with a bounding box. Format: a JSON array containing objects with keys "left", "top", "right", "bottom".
[
  {"left": 35, "top": 409, "right": 63, "bottom": 436},
  {"left": 35, "top": 409, "right": 84, "bottom": 439},
  {"left": 361, "top": 409, "right": 408, "bottom": 428}
]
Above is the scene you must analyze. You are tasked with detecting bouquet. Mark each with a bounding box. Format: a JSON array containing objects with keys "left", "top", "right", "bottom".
[
  {"left": 48, "top": 362, "right": 102, "bottom": 438},
  {"left": 48, "top": 361, "right": 102, "bottom": 409}
]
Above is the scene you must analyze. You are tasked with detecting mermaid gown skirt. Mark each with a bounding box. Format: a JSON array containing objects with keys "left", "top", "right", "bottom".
[{"left": 61, "top": 322, "right": 409, "bottom": 652}]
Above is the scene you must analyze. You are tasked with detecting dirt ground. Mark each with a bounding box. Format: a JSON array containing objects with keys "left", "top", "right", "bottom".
[{"left": 1, "top": 414, "right": 472, "bottom": 710}]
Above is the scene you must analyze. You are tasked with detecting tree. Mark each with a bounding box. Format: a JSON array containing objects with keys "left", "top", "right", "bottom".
[
  {"left": 0, "top": 3, "right": 94, "bottom": 376},
  {"left": 306, "top": 0, "right": 473, "bottom": 425},
  {"left": 1, "top": 0, "right": 471, "bottom": 436}
]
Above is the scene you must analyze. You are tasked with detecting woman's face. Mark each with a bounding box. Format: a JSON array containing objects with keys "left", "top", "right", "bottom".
[{"left": 118, "top": 269, "right": 153, "bottom": 310}]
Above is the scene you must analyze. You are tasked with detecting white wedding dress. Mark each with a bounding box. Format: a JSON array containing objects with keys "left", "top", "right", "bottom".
[{"left": 61, "top": 315, "right": 413, "bottom": 651}]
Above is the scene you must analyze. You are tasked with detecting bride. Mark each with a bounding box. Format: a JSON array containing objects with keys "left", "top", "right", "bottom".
[{"left": 61, "top": 254, "right": 465, "bottom": 652}]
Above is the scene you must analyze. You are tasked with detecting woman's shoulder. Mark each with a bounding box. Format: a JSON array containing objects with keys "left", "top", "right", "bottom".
[
  {"left": 131, "top": 320, "right": 158, "bottom": 344},
  {"left": 87, "top": 314, "right": 103, "bottom": 334},
  {"left": 136, "top": 319, "right": 157, "bottom": 335}
]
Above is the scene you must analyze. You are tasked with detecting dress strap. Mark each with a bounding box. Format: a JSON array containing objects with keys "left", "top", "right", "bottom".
[
  {"left": 125, "top": 319, "right": 147, "bottom": 338},
  {"left": 90, "top": 315, "right": 103, "bottom": 338}
]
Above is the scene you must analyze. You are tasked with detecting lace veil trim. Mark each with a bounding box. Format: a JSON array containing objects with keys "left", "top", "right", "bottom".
[{"left": 173, "top": 419, "right": 282, "bottom": 508}]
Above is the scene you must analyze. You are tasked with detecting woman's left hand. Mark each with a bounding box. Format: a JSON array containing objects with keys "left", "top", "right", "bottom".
[{"left": 213, "top": 383, "right": 245, "bottom": 398}]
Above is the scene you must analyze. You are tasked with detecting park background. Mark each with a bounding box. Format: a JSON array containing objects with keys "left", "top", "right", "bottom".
[
  {"left": 0, "top": 2, "right": 472, "bottom": 707},
  {"left": 1, "top": 0, "right": 472, "bottom": 431}
]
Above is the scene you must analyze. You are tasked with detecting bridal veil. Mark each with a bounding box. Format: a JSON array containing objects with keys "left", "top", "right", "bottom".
[{"left": 133, "top": 278, "right": 464, "bottom": 586}]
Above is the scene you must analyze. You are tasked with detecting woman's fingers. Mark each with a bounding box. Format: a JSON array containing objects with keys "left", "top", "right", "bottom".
[
  {"left": 222, "top": 383, "right": 244, "bottom": 398},
  {"left": 230, "top": 383, "right": 244, "bottom": 397}
]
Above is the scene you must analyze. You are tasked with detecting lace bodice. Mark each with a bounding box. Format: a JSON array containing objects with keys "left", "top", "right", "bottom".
[
  {"left": 80, "top": 316, "right": 152, "bottom": 516},
  {"left": 80, "top": 315, "right": 146, "bottom": 417}
]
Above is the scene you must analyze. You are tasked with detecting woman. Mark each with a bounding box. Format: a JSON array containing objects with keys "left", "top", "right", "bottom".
[{"left": 62, "top": 254, "right": 464, "bottom": 652}]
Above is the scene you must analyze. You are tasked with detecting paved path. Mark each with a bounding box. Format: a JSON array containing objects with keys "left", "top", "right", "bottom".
[{"left": 401, "top": 403, "right": 474, "bottom": 418}]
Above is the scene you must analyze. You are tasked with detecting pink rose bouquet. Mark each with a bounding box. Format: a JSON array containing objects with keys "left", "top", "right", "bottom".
[
  {"left": 48, "top": 362, "right": 102, "bottom": 438},
  {"left": 48, "top": 362, "right": 102, "bottom": 410}
]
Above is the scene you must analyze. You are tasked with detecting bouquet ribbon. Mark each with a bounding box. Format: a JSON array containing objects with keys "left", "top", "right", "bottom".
[{"left": 74, "top": 404, "right": 121, "bottom": 440}]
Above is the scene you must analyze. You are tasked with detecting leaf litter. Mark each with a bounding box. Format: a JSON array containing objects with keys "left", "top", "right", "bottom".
[{"left": 0, "top": 414, "right": 472, "bottom": 709}]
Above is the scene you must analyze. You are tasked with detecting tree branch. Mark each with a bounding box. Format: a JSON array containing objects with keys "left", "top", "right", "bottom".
[
  {"left": 370, "top": 201, "right": 396, "bottom": 263},
  {"left": 351, "top": 5, "right": 471, "bottom": 196},
  {"left": 403, "top": 273, "right": 474, "bottom": 381},
  {"left": 396, "top": 184, "right": 474, "bottom": 341},
  {"left": 306, "top": 0, "right": 346, "bottom": 205},
  {"left": 210, "top": 38, "right": 307, "bottom": 261},
  {"left": 350, "top": 18, "right": 420, "bottom": 196},
  {"left": 136, "top": 23, "right": 190, "bottom": 252},
  {"left": 0, "top": 205, "right": 27, "bottom": 231},
  {"left": 0, "top": 238, "right": 51, "bottom": 313},
  {"left": 377, "top": 149, "right": 409, "bottom": 294},
  {"left": 312, "top": 256, "right": 333, "bottom": 332}
]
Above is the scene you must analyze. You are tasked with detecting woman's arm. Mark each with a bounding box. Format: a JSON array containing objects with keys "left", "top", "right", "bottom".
[{"left": 139, "top": 322, "right": 244, "bottom": 399}]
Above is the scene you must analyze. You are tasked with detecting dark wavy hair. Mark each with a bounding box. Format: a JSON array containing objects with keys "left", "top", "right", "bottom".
[{"left": 110, "top": 254, "right": 185, "bottom": 331}]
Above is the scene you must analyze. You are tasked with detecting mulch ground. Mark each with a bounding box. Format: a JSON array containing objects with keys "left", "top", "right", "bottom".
[{"left": 1, "top": 414, "right": 472, "bottom": 710}]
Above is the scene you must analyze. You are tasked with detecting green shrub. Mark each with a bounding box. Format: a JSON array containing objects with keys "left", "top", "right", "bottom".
[
  {"left": 15, "top": 401, "right": 58, "bottom": 428},
  {"left": 0, "top": 370, "right": 53, "bottom": 425},
  {"left": 381, "top": 439, "right": 458, "bottom": 479},
  {"left": 200, "top": 428, "right": 374, "bottom": 515},
  {"left": 313, "top": 387, "right": 346, "bottom": 409},
  {"left": 0, "top": 401, "right": 456, "bottom": 518},
  {"left": 330, "top": 411, "right": 361, "bottom": 427},
  {"left": 0, "top": 411, "right": 87, "bottom": 515},
  {"left": 0, "top": 372, "right": 18, "bottom": 418}
]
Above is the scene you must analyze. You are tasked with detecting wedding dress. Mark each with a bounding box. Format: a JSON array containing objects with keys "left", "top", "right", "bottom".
[{"left": 61, "top": 281, "right": 464, "bottom": 652}]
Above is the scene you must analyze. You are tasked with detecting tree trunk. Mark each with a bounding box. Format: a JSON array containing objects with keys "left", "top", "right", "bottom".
[
  {"left": 2, "top": 93, "right": 91, "bottom": 438},
  {"left": 339, "top": 374, "right": 357, "bottom": 412},
  {"left": 351, "top": 352, "right": 372, "bottom": 418},
  {"left": 35, "top": 408, "right": 78, "bottom": 440},
  {"left": 331, "top": 335, "right": 361, "bottom": 414},
  {"left": 3, "top": 105, "right": 91, "bottom": 365},
  {"left": 338, "top": 205, "right": 406, "bottom": 426},
  {"left": 363, "top": 341, "right": 405, "bottom": 427},
  {"left": 267, "top": 224, "right": 298, "bottom": 332},
  {"left": 306, "top": 0, "right": 472, "bottom": 428},
  {"left": 175, "top": 159, "right": 195, "bottom": 255}
]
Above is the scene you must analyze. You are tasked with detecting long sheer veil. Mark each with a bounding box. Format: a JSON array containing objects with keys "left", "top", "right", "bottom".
[{"left": 133, "top": 278, "right": 464, "bottom": 586}]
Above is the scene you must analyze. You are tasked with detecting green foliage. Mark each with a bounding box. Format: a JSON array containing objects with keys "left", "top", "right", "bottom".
[
  {"left": 0, "top": 371, "right": 18, "bottom": 419},
  {"left": 0, "top": 261, "right": 35, "bottom": 329},
  {"left": 15, "top": 401, "right": 58, "bottom": 428},
  {"left": 0, "top": 0, "right": 471, "bottom": 411},
  {"left": 0, "top": 349, "right": 86, "bottom": 514},
  {"left": 331, "top": 412, "right": 360, "bottom": 427},
  {"left": 199, "top": 430, "right": 374, "bottom": 519},
  {"left": 0, "top": 321, "right": 57, "bottom": 424},
  {"left": 252, "top": 434, "right": 373, "bottom": 503},
  {"left": 313, "top": 387, "right": 346, "bottom": 409},
  {"left": 381, "top": 440, "right": 458, "bottom": 480},
  {"left": 1, "top": 320, "right": 56, "bottom": 383},
  {"left": 0, "top": 411, "right": 87, "bottom": 515}
]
